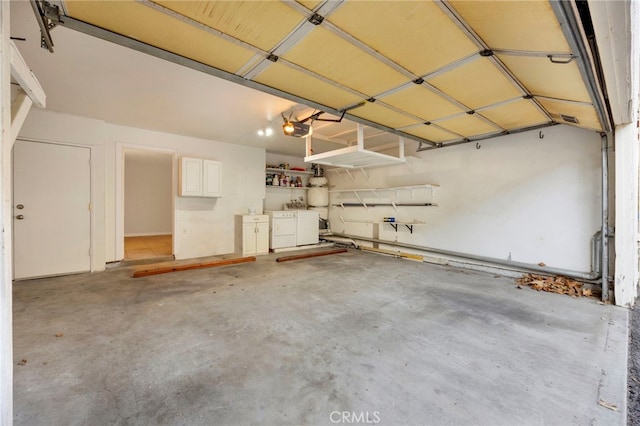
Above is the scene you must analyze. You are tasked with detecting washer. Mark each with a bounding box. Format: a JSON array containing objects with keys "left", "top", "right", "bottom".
[
  {"left": 267, "top": 211, "right": 297, "bottom": 249},
  {"left": 296, "top": 210, "right": 319, "bottom": 246}
]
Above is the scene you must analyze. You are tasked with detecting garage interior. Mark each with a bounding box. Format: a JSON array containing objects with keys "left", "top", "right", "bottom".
[{"left": 2, "top": 0, "right": 639, "bottom": 425}]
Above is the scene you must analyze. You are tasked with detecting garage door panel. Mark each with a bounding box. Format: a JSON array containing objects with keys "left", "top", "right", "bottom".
[
  {"left": 281, "top": 27, "right": 409, "bottom": 96},
  {"left": 350, "top": 103, "right": 420, "bottom": 129},
  {"left": 155, "top": 1, "right": 304, "bottom": 52},
  {"left": 254, "top": 63, "right": 362, "bottom": 111},
  {"left": 498, "top": 55, "right": 592, "bottom": 103},
  {"left": 404, "top": 125, "right": 459, "bottom": 143},
  {"left": 448, "top": 0, "right": 571, "bottom": 53},
  {"left": 328, "top": 1, "right": 478, "bottom": 76},
  {"left": 382, "top": 85, "right": 464, "bottom": 122},
  {"left": 428, "top": 57, "right": 522, "bottom": 109},
  {"left": 66, "top": 1, "right": 254, "bottom": 74},
  {"left": 538, "top": 98, "right": 602, "bottom": 131},
  {"left": 436, "top": 114, "right": 499, "bottom": 137},
  {"left": 480, "top": 100, "right": 549, "bottom": 129}
]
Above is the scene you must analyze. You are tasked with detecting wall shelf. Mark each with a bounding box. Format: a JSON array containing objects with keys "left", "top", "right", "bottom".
[
  {"left": 331, "top": 203, "right": 437, "bottom": 208},
  {"left": 329, "top": 183, "right": 438, "bottom": 210},
  {"left": 266, "top": 185, "right": 308, "bottom": 190},
  {"left": 266, "top": 167, "right": 313, "bottom": 176},
  {"left": 329, "top": 184, "right": 439, "bottom": 193}
]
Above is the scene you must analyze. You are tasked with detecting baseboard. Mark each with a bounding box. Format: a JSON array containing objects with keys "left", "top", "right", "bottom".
[{"left": 124, "top": 232, "right": 172, "bottom": 237}]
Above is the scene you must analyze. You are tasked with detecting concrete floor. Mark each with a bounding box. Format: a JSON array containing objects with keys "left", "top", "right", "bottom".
[{"left": 13, "top": 250, "right": 627, "bottom": 425}]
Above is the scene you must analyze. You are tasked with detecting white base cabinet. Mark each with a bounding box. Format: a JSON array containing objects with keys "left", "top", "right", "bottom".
[{"left": 235, "top": 215, "right": 269, "bottom": 256}]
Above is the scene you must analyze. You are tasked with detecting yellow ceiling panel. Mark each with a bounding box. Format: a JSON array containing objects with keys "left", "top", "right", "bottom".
[
  {"left": 498, "top": 55, "right": 591, "bottom": 103},
  {"left": 154, "top": 1, "right": 303, "bottom": 52},
  {"left": 281, "top": 26, "right": 409, "bottom": 96},
  {"left": 328, "top": 1, "right": 478, "bottom": 76},
  {"left": 480, "top": 100, "right": 549, "bottom": 129},
  {"left": 449, "top": 1, "right": 571, "bottom": 52},
  {"left": 296, "top": 0, "right": 323, "bottom": 10},
  {"left": 405, "top": 125, "right": 459, "bottom": 143},
  {"left": 350, "top": 103, "right": 420, "bottom": 129},
  {"left": 382, "top": 85, "right": 463, "bottom": 121},
  {"left": 66, "top": 1, "right": 254, "bottom": 73},
  {"left": 428, "top": 57, "right": 522, "bottom": 109},
  {"left": 254, "top": 63, "right": 362, "bottom": 111},
  {"left": 538, "top": 98, "right": 602, "bottom": 131},
  {"left": 436, "top": 114, "right": 499, "bottom": 137}
]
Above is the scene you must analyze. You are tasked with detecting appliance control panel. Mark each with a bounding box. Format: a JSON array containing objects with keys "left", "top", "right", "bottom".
[{"left": 271, "top": 211, "right": 297, "bottom": 218}]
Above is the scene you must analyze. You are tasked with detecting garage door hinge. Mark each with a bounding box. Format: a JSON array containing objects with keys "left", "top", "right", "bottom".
[{"left": 88, "top": 203, "right": 92, "bottom": 212}]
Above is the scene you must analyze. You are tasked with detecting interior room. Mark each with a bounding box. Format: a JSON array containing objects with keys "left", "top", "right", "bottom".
[{"left": 2, "top": 1, "right": 639, "bottom": 424}]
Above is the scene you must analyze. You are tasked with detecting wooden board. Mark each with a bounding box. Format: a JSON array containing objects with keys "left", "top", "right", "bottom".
[
  {"left": 133, "top": 256, "right": 256, "bottom": 278},
  {"left": 360, "top": 246, "right": 424, "bottom": 262},
  {"left": 276, "top": 248, "right": 348, "bottom": 262}
]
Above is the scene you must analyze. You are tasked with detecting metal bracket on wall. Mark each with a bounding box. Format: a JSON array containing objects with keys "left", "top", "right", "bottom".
[{"left": 386, "top": 223, "right": 414, "bottom": 234}]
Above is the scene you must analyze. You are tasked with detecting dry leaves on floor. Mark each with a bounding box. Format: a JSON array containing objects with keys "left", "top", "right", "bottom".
[
  {"left": 517, "top": 274, "right": 599, "bottom": 298},
  {"left": 598, "top": 399, "right": 618, "bottom": 411},
  {"left": 54, "top": 333, "right": 64, "bottom": 338},
  {"left": 17, "top": 359, "right": 27, "bottom": 366}
]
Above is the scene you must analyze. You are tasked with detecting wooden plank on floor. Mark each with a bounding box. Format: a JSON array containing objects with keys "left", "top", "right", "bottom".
[
  {"left": 132, "top": 256, "right": 256, "bottom": 278},
  {"left": 360, "top": 246, "right": 424, "bottom": 261},
  {"left": 276, "top": 248, "right": 348, "bottom": 263}
]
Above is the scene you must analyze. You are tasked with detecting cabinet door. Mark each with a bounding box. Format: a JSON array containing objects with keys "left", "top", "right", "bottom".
[
  {"left": 256, "top": 222, "right": 270, "bottom": 254},
  {"left": 243, "top": 223, "right": 257, "bottom": 255},
  {"left": 203, "top": 160, "right": 222, "bottom": 197},
  {"left": 179, "top": 157, "right": 203, "bottom": 196}
]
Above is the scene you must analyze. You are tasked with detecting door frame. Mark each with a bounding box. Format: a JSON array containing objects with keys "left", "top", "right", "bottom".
[
  {"left": 115, "top": 143, "right": 176, "bottom": 261},
  {"left": 12, "top": 138, "right": 95, "bottom": 275}
]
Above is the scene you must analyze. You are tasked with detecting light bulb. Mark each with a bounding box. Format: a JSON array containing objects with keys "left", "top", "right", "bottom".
[
  {"left": 283, "top": 122, "right": 295, "bottom": 134},
  {"left": 265, "top": 127, "right": 273, "bottom": 136},
  {"left": 257, "top": 129, "right": 265, "bottom": 136}
]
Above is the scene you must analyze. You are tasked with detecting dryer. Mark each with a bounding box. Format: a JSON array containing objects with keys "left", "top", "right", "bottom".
[{"left": 267, "top": 211, "right": 297, "bottom": 249}]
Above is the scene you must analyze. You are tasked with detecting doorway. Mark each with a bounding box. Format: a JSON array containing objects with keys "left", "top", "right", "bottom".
[
  {"left": 123, "top": 149, "right": 174, "bottom": 261},
  {"left": 13, "top": 140, "right": 91, "bottom": 279}
]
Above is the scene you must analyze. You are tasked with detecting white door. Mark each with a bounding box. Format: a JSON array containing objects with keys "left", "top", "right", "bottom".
[
  {"left": 243, "top": 223, "right": 257, "bottom": 255},
  {"left": 203, "top": 160, "right": 221, "bottom": 197},
  {"left": 256, "top": 222, "right": 269, "bottom": 254},
  {"left": 13, "top": 140, "right": 91, "bottom": 279},
  {"left": 179, "top": 157, "right": 202, "bottom": 196}
]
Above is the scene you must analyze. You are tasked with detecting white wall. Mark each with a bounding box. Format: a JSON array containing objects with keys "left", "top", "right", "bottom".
[
  {"left": 328, "top": 125, "right": 602, "bottom": 274},
  {"left": 110, "top": 124, "right": 265, "bottom": 260},
  {"left": 0, "top": 2, "right": 11, "bottom": 423},
  {"left": 18, "top": 108, "right": 266, "bottom": 264},
  {"left": 124, "top": 151, "right": 172, "bottom": 236},
  {"left": 613, "top": 0, "right": 640, "bottom": 306}
]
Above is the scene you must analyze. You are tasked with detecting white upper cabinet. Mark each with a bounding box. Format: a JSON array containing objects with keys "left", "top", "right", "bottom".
[{"left": 179, "top": 157, "right": 222, "bottom": 197}]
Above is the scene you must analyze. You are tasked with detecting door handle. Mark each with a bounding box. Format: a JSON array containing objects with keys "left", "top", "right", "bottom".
[{"left": 15, "top": 215, "right": 24, "bottom": 220}]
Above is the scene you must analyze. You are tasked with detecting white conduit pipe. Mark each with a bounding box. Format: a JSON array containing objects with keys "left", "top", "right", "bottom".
[
  {"left": 332, "top": 233, "right": 602, "bottom": 282},
  {"left": 601, "top": 133, "right": 609, "bottom": 301}
]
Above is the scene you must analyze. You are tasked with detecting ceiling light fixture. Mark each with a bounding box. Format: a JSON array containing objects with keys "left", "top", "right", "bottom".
[
  {"left": 282, "top": 120, "right": 310, "bottom": 137},
  {"left": 257, "top": 127, "right": 274, "bottom": 137}
]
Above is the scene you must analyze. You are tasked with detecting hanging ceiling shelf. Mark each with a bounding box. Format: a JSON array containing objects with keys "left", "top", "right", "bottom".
[
  {"left": 305, "top": 123, "right": 406, "bottom": 169},
  {"left": 305, "top": 145, "right": 406, "bottom": 169}
]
